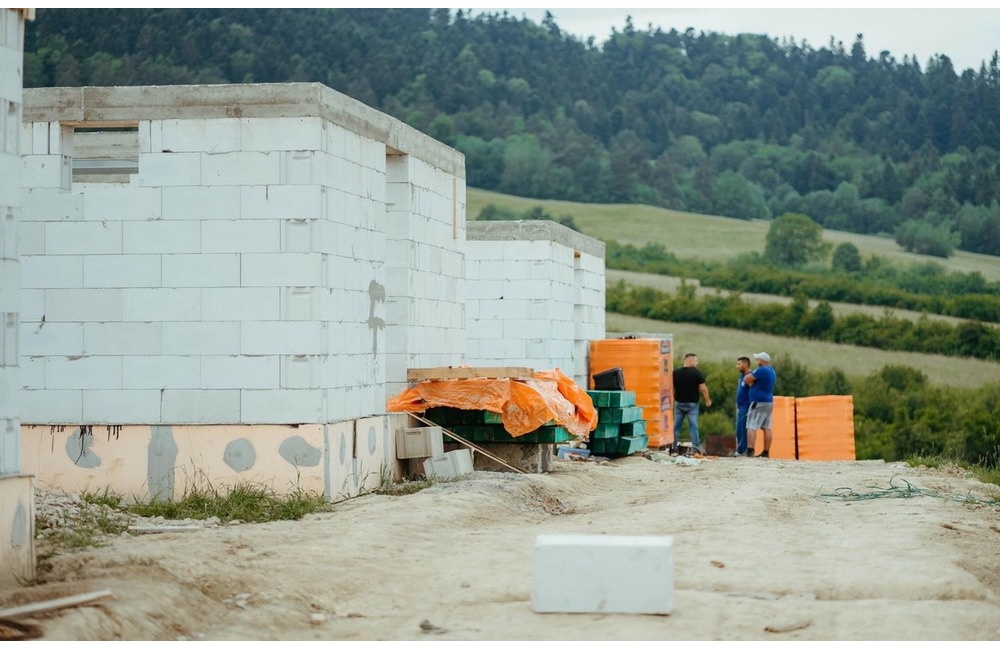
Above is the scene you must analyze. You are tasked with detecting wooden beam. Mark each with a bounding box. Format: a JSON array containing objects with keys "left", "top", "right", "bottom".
[
  {"left": 407, "top": 366, "right": 535, "bottom": 382},
  {"left": 0, "top": 589, "right": 114, "bottom": 619}
]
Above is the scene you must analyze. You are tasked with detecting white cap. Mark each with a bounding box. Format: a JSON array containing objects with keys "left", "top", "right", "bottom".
[{"left": 752, "top": 352, "right": 771, "bottom": 362}]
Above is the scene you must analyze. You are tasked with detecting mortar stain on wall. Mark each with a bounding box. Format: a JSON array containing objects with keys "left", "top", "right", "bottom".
[
  {"left": 148, "top": 426, "right": 179, "bottom": 501},
  {"left": 279, "top": 435, "right": 321, "bottom": 467},
  {"left": 223, "top": 438, "right": 257, "bottom": 472},
  {"left": 66, "top": 425, "right": 100, "bottom": 468},
  {"left": 367, "top": 279, "right": 386, "bottom": 355}
]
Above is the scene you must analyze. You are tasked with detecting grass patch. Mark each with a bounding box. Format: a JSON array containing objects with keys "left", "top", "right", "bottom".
[
  {"left": 373, "top": 476, "right": 439, "bottom": 496},
  {"left": 128, "top": 482, "right": 329, "bottom": 523}
]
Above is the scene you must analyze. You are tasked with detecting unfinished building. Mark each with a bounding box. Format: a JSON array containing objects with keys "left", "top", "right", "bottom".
[{"left": 15, "top": 83, "right": 607, "bottom": 506}]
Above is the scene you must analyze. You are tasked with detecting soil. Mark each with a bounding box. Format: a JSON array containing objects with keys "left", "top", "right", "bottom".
[{"left": 3, "top": 454, "right": 1000, "bottom": 641}]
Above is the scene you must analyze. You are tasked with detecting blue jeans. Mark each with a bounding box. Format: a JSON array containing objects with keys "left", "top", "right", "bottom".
[
  {"left": 735, "top": 406, "right": 749, "bottom": 454},
  {"left": 673, "top": 402, "right": 701, "bottom": 449}
]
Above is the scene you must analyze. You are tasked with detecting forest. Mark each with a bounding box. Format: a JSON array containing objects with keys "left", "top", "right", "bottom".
[{"left": 23, "top": 8, "right": 1000, "bottom": 257}]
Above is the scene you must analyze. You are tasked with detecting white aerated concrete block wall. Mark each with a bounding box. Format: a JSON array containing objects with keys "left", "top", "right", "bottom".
[
  {"left": 383, "top": 154, "right": 466, "bottom": 399},
  {"left": 20, "top": 84, "right": 466, "bottom": 427},
  {"left": 533, "top": 534, "right": 674, "bottom": 614},
  {"left": 465, "top": 221, "right": 605, "bottom": 386}
]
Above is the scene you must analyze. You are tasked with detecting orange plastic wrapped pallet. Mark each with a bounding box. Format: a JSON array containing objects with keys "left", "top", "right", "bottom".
[
  {"left": 590, "top": 337, "right": 673, "bottom": 448},
  {"left": 795, "top": 395, "right": 856, "bottom": 460},
  {"left": 386, "top": 368, "right": 597, "bottom": 438}
]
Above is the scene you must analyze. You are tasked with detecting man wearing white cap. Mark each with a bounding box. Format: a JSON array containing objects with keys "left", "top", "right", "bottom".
[{"left": 743, "top": 352, "right": 776, "bottom": 458}]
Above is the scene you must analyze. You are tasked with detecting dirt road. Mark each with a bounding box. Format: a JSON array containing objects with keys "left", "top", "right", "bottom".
[{"left": 4, "top": 455, "right": 1000, "bottom": 641}]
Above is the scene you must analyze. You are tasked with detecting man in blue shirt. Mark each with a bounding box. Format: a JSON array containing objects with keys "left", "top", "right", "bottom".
[
  {"left": 743, "top": 352, "right": 776, "bottom": 458},
  {"left": 734, "top": 356, "right": 751, "bottom": 456}
]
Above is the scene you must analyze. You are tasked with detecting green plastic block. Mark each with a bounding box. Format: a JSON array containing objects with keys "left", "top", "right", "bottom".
[
  {"left": 589, "top": 437, "right": 618, "bottom": 454},
  {"left": 617, "top": 435, "right": 649, "bottom": 456},
  {"left": 483, "top": 410, "right": 504, "bottom": 424},
  {"left": 534, "top": 426, "right": 573, "bottom": 443},
  {"left": 586, "top": 390, "right": 637, "bottom": 408},
  {"left": 598, "top": 406, "right": 645, "bottom": 423},
  {"left": 618, "top": 420, "right": 647, "bottom": 437},
  {"left": 590, "top": 422, "right": 621, "bottom": 439}
]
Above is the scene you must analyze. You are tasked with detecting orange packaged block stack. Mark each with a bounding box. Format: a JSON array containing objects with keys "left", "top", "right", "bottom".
[
  {"left": 589, "top": 336, "right": 673, "bottom": 449},
  {"left": 795, "top": 395, "right": 856, "bottom": 460}
]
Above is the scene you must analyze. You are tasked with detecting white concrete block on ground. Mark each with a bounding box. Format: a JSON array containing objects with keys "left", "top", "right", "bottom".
[
  {"left": 423, "top": 448, "right": 473, "bottom": 480},
  {"left": 533, "top": 534, "right": 674, "bottom": 614}
]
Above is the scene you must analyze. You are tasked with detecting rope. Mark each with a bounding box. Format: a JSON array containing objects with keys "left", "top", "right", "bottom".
[{"left": 816, "top": 474, "right": 999, "bottom": 508}]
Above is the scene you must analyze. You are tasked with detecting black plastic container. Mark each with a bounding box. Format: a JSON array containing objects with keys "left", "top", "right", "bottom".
[{"left": 592, "top": 366, "right": 625, "bottom": 391}]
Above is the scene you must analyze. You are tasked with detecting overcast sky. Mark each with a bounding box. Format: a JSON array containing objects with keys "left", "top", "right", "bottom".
[{"left": 471, "top": 5, "right": 1000, "bottom": 73}]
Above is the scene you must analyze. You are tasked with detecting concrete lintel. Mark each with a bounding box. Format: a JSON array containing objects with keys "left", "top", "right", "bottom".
[
  {"left": 24, "top": 83, "right": 465, "bottom": 177},
  {"left": 467, "top": 220, "right": 605, "bottom": 259}
]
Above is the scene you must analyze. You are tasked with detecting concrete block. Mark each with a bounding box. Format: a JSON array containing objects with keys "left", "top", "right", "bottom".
[
  {"left": 162, "top": 253, "right": 240, "bottom": 287},
  {"left": 0, "top": 205, "right": 15, "bottom": 260},
  {"left": 123, "top": 220, "right": 200, "bottom": 254},
  {"left": 20, "top": 388, "right": 82, "bottom": 423},
  {"left": 240, "top": 388, "right": 324, "bottom": 423},
  {"left": 280, "top": 354, "right": 315, "bottom": 389},
  {"left": 123, "top": 355, "right": 199, "bottom": 390},
  {"left": 202, "top": 151, "right": 279, "bottom": 186},
  {"left": 17, "top": 289, "right": 45, "bottom": 324},
  {"left": 22, "top": 154, "right": 70, "bottom": 189},
  {"left": 201, "top": 219, "right": 280, "bottom": 253},
  {"left": 396, "top": 426, "right": 444, "bottom": 460},
  {"left": 20, "top": 188, "right": 83, "bottom": 222},
  {"left": 44, "top": 288, "right": 122, "bottom": 322},
  {"left": 137, "top": 152, "right": 202, "bottom": 186},
  {"left": 0, "top": 474, "right": 34, "bottom": 586},
  {"left": 83, "top": 389, "right": 161, "bottom": 423},
  {"left": 0, "top": 418, "right": 20, "bottom": 474},
  {"left": 161, "top": 185, "right": 241, "bottom": 221},
  {"left": 241, "top": 117, "right": 323, "bottom": 152},
  {"left": 325, "top": 421, "right": 357, "bottom": 501},
  {"left": 123, "top": 288, "right": 200, "bottom": 322},
  {"left": 83, "top": 322, "right": 161, "bottom": 356},
  {"left": 280, "top": 286, "right": 320, "bottom": 321},
  {"left": 281, "top": 218, "right": 320, "bottom": 253},
  {"left": 45, "top": 356, "right": 121, "bottom": 390},
  {"left": 81, "top": 185, "right": 161, "bottom": 221},
  {"left": 533, "top": 534, "right": 674, "bottom": 614},
  {"left": 20, "top": 321, "right": 83, "bottom": 356},
  {"left": 161, "top": 118, "right": 241, "bottom": 153},
  {"left": 45, "top": 221, "right": 122, "bottom": 255},
  {"left": 240, "top": 321, "right": 324, "bottom": 355},
  {"left": 280, "top": 149, "right": 328, "bottom": 185},
  {"left": 161, "top": 389, "right": 241, "bottom": 424},
  {"left": 353, "top": 416, "right": 392, "bottom": 491},
  {"left": 0, "top": 369, "right": 15, "bottom": 419},
  {"left": 241, "top": 252, "right": 325, "bottom": 287},
  {"left": 30, "top": 123, "right": 47, "bottom": 155},
  {"left": 201, "top": 287, "right": 279, "bottom": 321},
  {"left": 18, "top": 356, "right": 43, "bottom": 390},
  {"left": 241, "top": 185, "right": 324, "bottom": 221},
  {"left": 83, "top": 254, "right": 161, "bottom": 288},
  {"left": 423, "top": 448, "right": 473, "bottom": 479},
  {"left": 201, "top": 355, "right": 279, "bottom": 390},
  {"left": 162, "top": 321, "right": 241, "bottom": 355},
  {"left": 17, "top": 220, "right": 43, "bottom": 255},
  {"left": 19, "top": 255, "right": 80, "bottom": 289},
  {"left": 0, "top": 312, "right": 15, "bottom": 367}
]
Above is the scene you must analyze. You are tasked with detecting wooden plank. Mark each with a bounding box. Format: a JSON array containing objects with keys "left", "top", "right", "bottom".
[
  {"left": 0, "top": 589, "right": 114, "bottom": 619},
  {"left": 407, "top": 367, "right": 535, "bottom": 382}
]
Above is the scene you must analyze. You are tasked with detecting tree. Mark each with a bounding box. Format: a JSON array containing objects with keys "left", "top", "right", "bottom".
[
  {"left": 831, "top": 242, "right": 862, "bottom": 272},
  {"left": 764, "top": 213, "right": 831, "bottom": 267}
]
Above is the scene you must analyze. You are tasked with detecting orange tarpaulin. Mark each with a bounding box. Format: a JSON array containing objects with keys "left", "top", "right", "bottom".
[{"left": 386, "top": 368, "right": 597, "bottom": 438}]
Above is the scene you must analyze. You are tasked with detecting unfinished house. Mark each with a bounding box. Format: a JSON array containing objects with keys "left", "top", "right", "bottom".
[
  {"left": 17, "top": 82, "right": 609, "bottom": 503},
  {"left": 0, "top": 8, "right": 35, "bottom": 588},
  {"left": 17, "top": 83, "right": 468, "bottom": 502}
]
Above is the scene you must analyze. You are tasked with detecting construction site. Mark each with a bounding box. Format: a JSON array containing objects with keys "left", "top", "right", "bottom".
[{"left": 1, "top": 9, "right": 999, "bottom": 641}]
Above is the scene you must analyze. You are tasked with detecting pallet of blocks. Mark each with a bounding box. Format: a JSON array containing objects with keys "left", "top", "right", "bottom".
[
  {"left": 424, "top": 407, "right": 575, "bottom": 444},
  {"left": 585, "top": 389, "right": 649, "bottom": 457}
]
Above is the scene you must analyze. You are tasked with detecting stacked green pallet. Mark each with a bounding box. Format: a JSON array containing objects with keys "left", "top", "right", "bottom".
[
  {"left": 585, "top": 390, "right": 649, "bottom": 457},
  {"left": 424, "top": 407, "right": 572, "bottom": 444}
]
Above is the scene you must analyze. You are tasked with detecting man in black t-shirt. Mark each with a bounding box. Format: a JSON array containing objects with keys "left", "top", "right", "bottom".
[{"left": 672, "top": 352, "right": 712, "bottom": 454}]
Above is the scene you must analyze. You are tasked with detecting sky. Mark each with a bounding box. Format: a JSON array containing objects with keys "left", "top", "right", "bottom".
[{"left": 471, "top": 4, "right": 1000, "bottom": 73}]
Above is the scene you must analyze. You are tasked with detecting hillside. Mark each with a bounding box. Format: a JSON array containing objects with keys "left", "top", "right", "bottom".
[{"left": 468, "top": 188, "right": 1000, "bottom": 280}]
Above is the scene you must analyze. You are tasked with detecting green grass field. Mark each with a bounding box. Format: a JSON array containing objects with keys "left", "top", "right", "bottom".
[{"left": 468, "top": 188, "right": 1000, "bottom": 281}]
